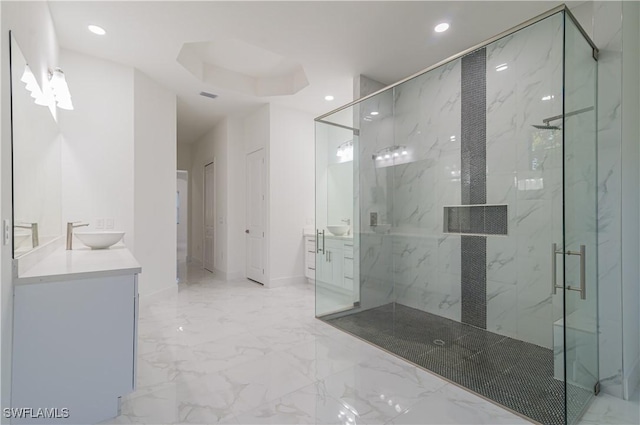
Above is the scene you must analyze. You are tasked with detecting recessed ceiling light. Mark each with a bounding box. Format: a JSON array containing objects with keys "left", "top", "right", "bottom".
[
  {"left": 370, "top": 111, "right": 379, "bottom": 116},
  {"left": 434, "top": 22, "right": 450, "bottom": 33},
  {"left": 324, "top": 95, "right": 334, "bottom": 101},
  {"left": 88, "top": 25, "right": 106, "bottom": 35},
  {"left": 495, "top": 63, "right": 508, "bottom": 72}
]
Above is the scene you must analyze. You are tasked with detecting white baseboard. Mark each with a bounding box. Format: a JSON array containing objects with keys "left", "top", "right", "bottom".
[
  {"left": 139, "top": 285, "right": 178, "bottom": 308},
  {"left": 268, "top": 275, "right": 306, "bottom": 288},
  {"left": 624, "top": 354, "right": 640, "bottom": 400}
]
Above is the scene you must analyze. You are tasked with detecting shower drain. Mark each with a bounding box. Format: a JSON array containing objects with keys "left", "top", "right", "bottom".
[{"left": 433, "top": 339, "right": 445, "bottom": 346}]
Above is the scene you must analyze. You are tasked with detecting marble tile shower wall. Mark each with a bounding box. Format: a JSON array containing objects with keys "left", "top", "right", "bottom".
[
  {"left": 484, "top": 14, "right": 564, "bottom": 349},
  {"left": 382, "top": 15, "right": 566, "bottom": 349},
  {"left": 391, "top": 60, "right": 462, "bottom": 322}
]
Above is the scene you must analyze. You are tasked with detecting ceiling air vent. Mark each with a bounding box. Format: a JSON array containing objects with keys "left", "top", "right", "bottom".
[{"left": 199, "top": 91, "right": 218, "bottom": 99}]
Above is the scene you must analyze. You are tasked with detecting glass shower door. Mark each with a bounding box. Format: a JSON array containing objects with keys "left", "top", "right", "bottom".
[{"left": 562, "top": 12, "right": 599, "bottom": 425}]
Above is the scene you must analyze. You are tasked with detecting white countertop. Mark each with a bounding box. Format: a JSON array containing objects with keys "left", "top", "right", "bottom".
[
  {"left": 303, "top": 231, "right": 353, "bottom": 241},
  {"left": 15, "top": 244, "right": 141, "bottom": 285}
]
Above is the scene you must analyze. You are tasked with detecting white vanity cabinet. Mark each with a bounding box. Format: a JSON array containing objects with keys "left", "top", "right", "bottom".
[
  {"left": 304, "top": 235, "right": 316, "bottom": 282},
  {"left": 306, "top": 234, "right": 354, "bottom": 291},
  {"left": 12, "top": 246, "right": 141, "bottom": 424}
]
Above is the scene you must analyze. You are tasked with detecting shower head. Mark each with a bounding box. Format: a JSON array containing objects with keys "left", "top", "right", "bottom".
[{"left": 531, "top": 124, "right": 561, "bottom": 130}]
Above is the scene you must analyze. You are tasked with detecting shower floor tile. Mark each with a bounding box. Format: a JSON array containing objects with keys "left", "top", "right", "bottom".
[{"left": 325, "top": 303, "right": 593, "bottom": 425}]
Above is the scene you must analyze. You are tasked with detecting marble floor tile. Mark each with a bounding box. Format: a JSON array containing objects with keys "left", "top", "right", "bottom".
[
  {"left": 578, "top": 390, "right": 640, "bottom": 425},
  {"left": 386, "top": 384, "right": 530, "bottom": 424},
  {"left": 107, "top": 264, "right": 629, "bottom": 425}
]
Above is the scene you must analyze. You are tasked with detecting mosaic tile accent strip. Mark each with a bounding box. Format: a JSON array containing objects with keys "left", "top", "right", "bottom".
[
  {"left": 461, "top": 235, "right": 487, "bottom": 328},
  {"left": 461, "top": 48, "right": 487, "bottom": 206},
  {"left": 326, "top": 303, "right": 592, "bottom": 425},
  {"left": 460, "top": 48, "right": 488, "bottom": 329}
]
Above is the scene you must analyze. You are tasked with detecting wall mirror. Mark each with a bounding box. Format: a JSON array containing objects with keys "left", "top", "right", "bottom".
[
  {"left": 11, "top": 33, "right": 63, "bottom": 258},
  {"left": 327, "top": 161, "right": 353, "bottom": 226}
]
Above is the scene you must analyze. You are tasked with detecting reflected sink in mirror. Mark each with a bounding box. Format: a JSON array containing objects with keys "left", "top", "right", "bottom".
[
  {"left": 327, "top": 225, "right": 349, "bottom": 236},
  {"left": 75, "top": 231, "right": 124, "bottom": 249}
]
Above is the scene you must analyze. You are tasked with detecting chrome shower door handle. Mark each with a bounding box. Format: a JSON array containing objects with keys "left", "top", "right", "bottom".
[
  {"left": 579, "top": 244, "right": 586, "bottom": 300},
  {"left": 553, "top": 243, "right": 587, "bottom": 300},
  {"left": 565, "top": 245, "right": 586, "bottom": 300},
  {"left": 551, "top": 243, "right": 564, "bottom": 294}
]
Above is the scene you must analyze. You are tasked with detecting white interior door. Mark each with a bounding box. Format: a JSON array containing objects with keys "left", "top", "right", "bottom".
[
  {"left": 246, "top": 149, "right": 265, "bottom": 284},
  {"left": 204, "top": 162, "right": 215, "bottom": 273}
]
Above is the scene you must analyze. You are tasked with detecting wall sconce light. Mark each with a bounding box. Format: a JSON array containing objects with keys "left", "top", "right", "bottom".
[
  {"left": 20, "top": 65, "right": 51, "bottom": 106},
  {"left": 21, "top": 65, "right": 73, "bottom": 111},
  {"left": 373, "top": 145, "right": 410, "bottom": 168},
  {"left": 49, "top": 68, "right": 73, "bottom": 110},
  {"left": 336, "top": 140, "right": 354, "bottom": 162},
  {"left": 373, "top": 145, "right": 408, "bottom": 161}
]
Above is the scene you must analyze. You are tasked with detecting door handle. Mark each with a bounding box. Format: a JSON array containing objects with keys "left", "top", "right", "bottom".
[
  {"left": 552, "top": 243, "right": 586, "bottom": 299},
  {"left": 551, "top": 243, "right": 563, "bottom": 294},
  {"left": 566, "top": 245, "right": 586, "bottom": 300}
]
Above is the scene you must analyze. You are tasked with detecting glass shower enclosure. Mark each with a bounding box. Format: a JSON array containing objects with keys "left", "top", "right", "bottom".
[{"left": 314, "top": 5, "right": 598, "bottom": 425}]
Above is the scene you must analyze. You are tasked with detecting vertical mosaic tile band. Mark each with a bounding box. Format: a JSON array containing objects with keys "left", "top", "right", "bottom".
[
  {"left": 461, "top": 48, "right": 487, "bottom": 206},
  {"left": 460, "top": 48, "right": 487, "bottom": 329}
]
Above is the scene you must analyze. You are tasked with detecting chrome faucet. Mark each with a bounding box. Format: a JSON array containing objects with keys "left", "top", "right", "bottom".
[
  {"left": 66, "top": 222, "right": 89, "bottom": 250},
  {"left": 14, "top": 222, "right": 39, "bottom": 248},
  {"left": 341, "top": 218, "right": 351, "bottom": 235}
]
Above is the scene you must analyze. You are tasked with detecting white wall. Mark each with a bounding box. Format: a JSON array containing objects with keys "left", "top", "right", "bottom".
[
  {"left": 0, "top": 2, "right": 60, "bottom": 415},
  {"left": 133, "top": 69, "right": 177, "bottom": 296},
  {"left": 226, "top": 117, "right": 245, "bottom": 279},
  {"left": 59, "top": 49, "right": 134, "bottom": 249},
  {"left": 177, "top": 142, "right": 192, "bottom": 171},
  {"left": 268, "top": 104, "right": 315, "bottom": 287}
]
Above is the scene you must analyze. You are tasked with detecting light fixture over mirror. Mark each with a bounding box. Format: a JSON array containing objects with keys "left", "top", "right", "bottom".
[
  {"left": 49, "top": 68, "right": 74, "bottom": 110},
  {"left": 336, "top": 140, "right": 353, "bottom": 162},
  {"left": 19, "top": 65, "right": 73, "bottom": 110}
]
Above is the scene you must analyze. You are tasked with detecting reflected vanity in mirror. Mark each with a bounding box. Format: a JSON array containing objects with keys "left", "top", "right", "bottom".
[{"left": 10, "top": 34, "right": 63, "bottom": 257}]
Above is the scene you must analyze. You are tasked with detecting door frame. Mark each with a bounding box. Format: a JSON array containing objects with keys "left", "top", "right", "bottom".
[{"left": 202, "top": 158, "right": 215, "bottom": 272}]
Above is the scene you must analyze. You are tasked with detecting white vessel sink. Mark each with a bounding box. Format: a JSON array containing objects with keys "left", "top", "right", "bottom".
[
  {"left": 327, "top": 225, "right": 349, "bottom": 236},
  {"left": 75, "top": 231, "right": 125, "bottom": 249}
]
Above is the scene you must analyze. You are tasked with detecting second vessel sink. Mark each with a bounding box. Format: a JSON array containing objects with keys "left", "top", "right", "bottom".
[
  {"left": 327, "top": 225, "right": 349, "bottom": 236},
  {"left": 75, "top": 231, "right": 125, "bottom": 249}
]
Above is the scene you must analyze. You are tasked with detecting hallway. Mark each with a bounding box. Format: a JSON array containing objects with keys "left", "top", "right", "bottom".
[{"left": 104, "top": 265, "right": 637, "bottom": 424}]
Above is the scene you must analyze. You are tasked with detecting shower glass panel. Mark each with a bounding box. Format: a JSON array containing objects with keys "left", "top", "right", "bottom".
[
  {"left": 315, "top": 105, "right": 360, "bottom": 317},
  {"left": 562, "top": 13, "right": 599, "bottom": 424},
  {"left": 315, "top": 7, "right": 598, "bottom": 425}
]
